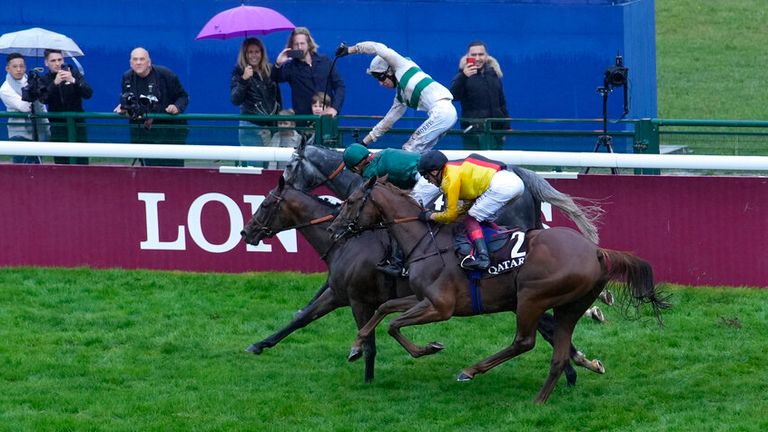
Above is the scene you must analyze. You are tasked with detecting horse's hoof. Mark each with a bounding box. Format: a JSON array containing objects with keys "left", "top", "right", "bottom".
[
  {"left": 592, "top": 359, "right": 606, "bottom": 374},
  {"left": 348, "top": 346, "right": 363, "bottom": 362},
  {"left": 245, "top": 343, "right": 264, "bottom": 355},
  {"left": 426, "top": 342, "right": 445, "bottom": 353},
  {"left": 587, "top": 306, "right": 605, "bottom": 322},
  {"left": 599, "top": 290, "right": 615, "bottom": 306},
  {"left": 457, "top": 371, "right": 474, "bottom": 382}
]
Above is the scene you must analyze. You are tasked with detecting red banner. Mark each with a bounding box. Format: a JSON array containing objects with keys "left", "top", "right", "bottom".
[{"left": 1, "top": 165, "right": 765, "bottom": 287}]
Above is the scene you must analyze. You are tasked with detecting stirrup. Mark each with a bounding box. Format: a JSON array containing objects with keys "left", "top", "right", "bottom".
[
  {"left": 460, "top": 255, "right": 489, "bottom": 271},
  {"left": 376, "top": 262, "right": 407, "bottom": 278}
]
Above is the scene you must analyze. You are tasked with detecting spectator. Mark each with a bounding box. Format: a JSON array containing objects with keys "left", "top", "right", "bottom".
[
  {"left": 0, "top": 52, "right": 48, "bottom": 163},
  {"left": 231, "top": 37, "right": 281, "bottom": 166},
  {"left": 304, "top": 91, "right": 330, "bottom": 144},
  {"left": 41, "top": 49, "right": 93, "bottom": 164},
  {"left": 114, "top": 47, "right": 188, "bottom": 167},
  {"left": 450, "top": 41, "right": 510, "bottom": 150},
  {"left": 272, "top": 27, "right": 344, "bottom": 117},
  {"left": 337, "top": 41, "right": 457, "bottom": 153},
  {"left": 265, "top": 109, "right": 302, "bottom": 170}
]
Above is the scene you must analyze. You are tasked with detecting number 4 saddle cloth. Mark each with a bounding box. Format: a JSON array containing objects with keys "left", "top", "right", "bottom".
[{"left": 453, "top": 223, "right": 529, "bottom": 279}]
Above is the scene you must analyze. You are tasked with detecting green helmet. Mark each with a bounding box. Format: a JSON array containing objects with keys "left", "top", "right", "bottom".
[{"left": 343, "top": 144, "right": 370, "bottom": 169}]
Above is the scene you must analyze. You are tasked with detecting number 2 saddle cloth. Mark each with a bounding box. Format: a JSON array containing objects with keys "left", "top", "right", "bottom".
[{"left": 453, "top": 223, "right": 529, "bottom": 280}]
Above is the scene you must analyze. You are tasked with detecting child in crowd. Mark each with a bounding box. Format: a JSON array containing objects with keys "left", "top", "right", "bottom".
[
  {"left": 266, "top": 108, "right": 302, "bottom": 169},
  {"left": 305, "top": 92, "right": 332, "bottom": 144}
]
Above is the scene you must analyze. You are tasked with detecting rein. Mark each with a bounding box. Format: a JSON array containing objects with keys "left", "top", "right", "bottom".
[{"left": 343, "top": 184, "right": 448, "bottom": 266}]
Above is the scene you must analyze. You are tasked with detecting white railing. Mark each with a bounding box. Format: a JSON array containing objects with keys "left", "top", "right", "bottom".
[{"left": 2, "top": 141, "right": 768, "bottom": 171}]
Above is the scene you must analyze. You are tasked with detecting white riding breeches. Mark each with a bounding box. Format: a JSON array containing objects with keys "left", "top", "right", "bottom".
[
  {"left": 402, "top": 99, "right": 457, "bottom": 153},
  {"left": 409, "top": 174, "right": 441, "bottom": 207},
  {"left": 468, "top": 170, "right": 525, "bottom": 222}
]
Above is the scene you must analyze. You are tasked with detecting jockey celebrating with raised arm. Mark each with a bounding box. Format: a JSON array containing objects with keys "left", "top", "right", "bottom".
[
  {"left": 336, "top": 41, "right": 457, "bottom": 153},
  {"left": 416, "top": 150, "right": 525, "bottom": 271}
]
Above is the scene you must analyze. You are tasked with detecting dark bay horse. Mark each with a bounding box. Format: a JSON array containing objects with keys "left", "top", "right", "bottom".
[
  {"left": 242, "top": 177, "right": 605, "bottom": 384},
  {"left": 328, "top": 178, "right": 669, "bottom": 403}
]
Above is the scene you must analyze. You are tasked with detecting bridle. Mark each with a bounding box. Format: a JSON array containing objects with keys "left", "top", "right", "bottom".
[
  {"left": 251, "top": 187, "right": 335, "bottom": 239},
  {"left": 341, "top": 182, "right": 447, "bottom": 265}
]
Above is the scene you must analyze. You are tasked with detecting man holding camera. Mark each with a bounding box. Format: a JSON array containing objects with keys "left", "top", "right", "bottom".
[
  {"left": 40, "top": 49, "right": 93, "bottom": 165},
  {"left": 450, "top": 41, "right": 510, "bottom": 151},
  {"left": 272, "top": 27, "right": 344, "bottom": 117},
  {"left": 114, "top": 47, "right": 189, "bottom": 167},
  {"left": 0, "top": 53, "right": 49, "bottom": 163}
]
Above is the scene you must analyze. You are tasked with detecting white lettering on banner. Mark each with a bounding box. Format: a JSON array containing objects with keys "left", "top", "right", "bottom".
[
  {"left": 139, "top": 192, "right": 297, "bottom": 253},
  {"left": 139, "top": 192, "right": 186, "bottom": 250},
  {"left": 541, "top": 202, "right": 552, "bottom": 229}
]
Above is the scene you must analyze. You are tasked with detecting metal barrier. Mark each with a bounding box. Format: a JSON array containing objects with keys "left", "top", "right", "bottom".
[{"left": 2, "top": 112, "right": 767, "bottom": 173}]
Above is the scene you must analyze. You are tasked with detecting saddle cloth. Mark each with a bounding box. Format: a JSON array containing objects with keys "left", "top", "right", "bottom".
[{"left": 453, "top": 223, "right": 528, "bottom": 279}]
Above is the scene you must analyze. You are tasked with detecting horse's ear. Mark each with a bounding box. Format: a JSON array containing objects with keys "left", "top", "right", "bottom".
[
  {"left": 365, "top": 175, "right": 377, "bottom": 190},
  {"left": 379, "top": 173, "right": 390, "bottom": 183}
]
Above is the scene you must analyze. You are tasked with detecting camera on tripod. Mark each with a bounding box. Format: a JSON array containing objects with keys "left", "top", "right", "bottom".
[
  {"left": 120, "top": 82, "right": 158, "bottom": 121},
  {"left": 21, "top": 67, "right": 48, "bottom": 103},
  {"left": 603, "top": 55, "right": 628, "bottom": 88}
]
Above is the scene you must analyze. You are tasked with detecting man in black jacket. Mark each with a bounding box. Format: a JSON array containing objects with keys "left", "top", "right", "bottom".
[
  {"left": 450, "top": 41, "right": 510, "bottom": 150},
  {"left": 41, "top": 49, "right": 93, "bottom": 164},
  {"left": 114, "top": 47, "right": 189, "bottom": 167}
]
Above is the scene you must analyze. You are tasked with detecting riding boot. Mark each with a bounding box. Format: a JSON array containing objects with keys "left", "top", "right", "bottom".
[
  {"left": 462, "top": 237, "right": 490, "bottom": 271},
  {"left": 461, "top": 216, "right": 490, "bottom": 271},
  {"left": 376, "top": 245, "right": 406, "bottom": 277}
]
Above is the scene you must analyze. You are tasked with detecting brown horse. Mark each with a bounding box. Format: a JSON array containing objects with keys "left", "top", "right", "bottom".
[
  {"left": 241, "top": 177, "right": 605, "bottom": 384},
  {"left": 328, "top": 177, "right": 669, "bottom": 403}
]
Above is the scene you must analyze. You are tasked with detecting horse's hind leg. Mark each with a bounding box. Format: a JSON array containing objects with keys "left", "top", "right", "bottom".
[
  {"left": 535, "top": 296, "right": 597, "bottom": 403},
  {"left": 457, "top": 306, "right": 545, "bottom": 382},
  {"left": 537, "top": 313, "right": 604, "bottom": 381},
  {"left": 534, "top": 307, "right": 581, "bottom": 403},
  {"left": 246, "top": 283, "right": 343, "bottom": 354},
  {"left": 536, "top": 313, "right": 575, "bottom": 386}
]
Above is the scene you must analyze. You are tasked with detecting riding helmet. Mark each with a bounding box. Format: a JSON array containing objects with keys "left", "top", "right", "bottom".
[
  {"left": 343, "top": 144, "right": 370, "bottom": 169},
  {"left": 417, "top": 150, "right": 448, "bottom": 175},
  {"left": 367, "top": 55, "right": 394, "bottom": 82}
]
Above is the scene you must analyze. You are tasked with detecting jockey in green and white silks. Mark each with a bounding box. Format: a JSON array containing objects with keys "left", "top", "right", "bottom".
[{"left": 347, "top": 41, "right": 457, "bottom": 153}]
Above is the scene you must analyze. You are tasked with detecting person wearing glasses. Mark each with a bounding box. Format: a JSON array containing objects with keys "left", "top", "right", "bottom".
[{"left": 335, "top": 41, "right": 456, "bottom": 153}]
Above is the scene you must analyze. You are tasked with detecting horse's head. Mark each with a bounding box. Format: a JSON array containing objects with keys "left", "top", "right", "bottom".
[
  {"left": 327, "top": 175, "right": 417, "bottom": 241},
  {"left": 241, "top": 176, "right": 290, "bottom": 246},
  {"left": 282, "top": 143, "right": 362, "bottom": 197}
]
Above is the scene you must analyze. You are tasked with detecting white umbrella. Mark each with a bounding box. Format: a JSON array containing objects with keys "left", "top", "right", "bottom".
[{"left": 0, "top": 27, "right": 84, "bottom": 57}]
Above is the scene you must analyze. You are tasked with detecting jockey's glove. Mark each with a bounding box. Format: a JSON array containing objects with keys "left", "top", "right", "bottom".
[
  {"left": 418, "top": 210, "right": 433, "bottom": 223},
  {"left": 335, "top": 43, "right": 349, "bottom": 58}
]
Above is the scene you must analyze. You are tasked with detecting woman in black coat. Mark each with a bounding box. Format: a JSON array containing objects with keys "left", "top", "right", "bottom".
[{"left": 231, "top": 38, "right": 282, "bottom": 165}]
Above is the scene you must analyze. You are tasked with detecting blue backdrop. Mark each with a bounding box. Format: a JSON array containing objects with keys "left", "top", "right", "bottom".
[{"left": 1, "top": 0, "right": 656, "bottom": 150}]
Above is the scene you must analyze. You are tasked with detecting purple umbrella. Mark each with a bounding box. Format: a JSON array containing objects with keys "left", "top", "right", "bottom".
[{"left": 196, "top": 5, "right": 296, "bottom": 40}]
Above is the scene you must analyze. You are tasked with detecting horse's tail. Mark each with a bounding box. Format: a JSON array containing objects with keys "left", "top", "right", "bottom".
[
  {"left": 598, "top": 249, "right": 671, "bottom": 325},
  {"left": 511, "top": 166, "right": 603, "bottom": 244}
]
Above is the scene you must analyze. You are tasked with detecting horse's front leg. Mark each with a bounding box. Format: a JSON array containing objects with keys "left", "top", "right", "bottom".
[
  {"left": 385, "top": 298, "right": 453, "bottom": 358},
  {"left": 246, "top": 283, "right": 343, "bottom": 354},
  {"left": 348, "top": 295, "right": 419, "bottom": 362}
]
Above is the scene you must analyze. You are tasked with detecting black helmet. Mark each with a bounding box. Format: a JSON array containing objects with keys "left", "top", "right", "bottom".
[{"left": 417, "top": 150, "right": 448, "bottom": 175}]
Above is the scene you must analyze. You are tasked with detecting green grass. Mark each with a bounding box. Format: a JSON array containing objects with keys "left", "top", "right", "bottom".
[
  {"left": 656, "top": 0, "right": 768, "bottom": 120},
  {"left": 1, "top": 267, "right": 767, "bottom": 431}
]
